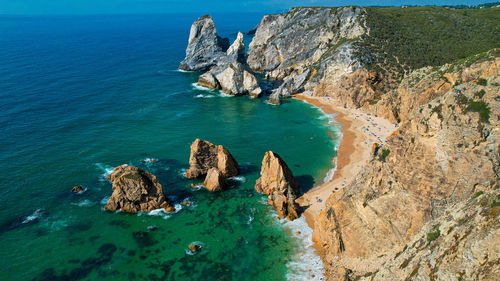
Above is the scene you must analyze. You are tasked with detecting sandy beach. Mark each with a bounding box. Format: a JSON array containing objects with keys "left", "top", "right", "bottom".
[{"left": 294, "top": 94, "right": 398, "bottom": 232}]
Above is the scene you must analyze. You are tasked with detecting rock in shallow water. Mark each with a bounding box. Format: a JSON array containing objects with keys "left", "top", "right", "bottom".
[
  {"left": 203, "top": 167, "right": 226, "bottom": 192},
  {"left": 104, "top": 164, "right": 173, "bottom": 213},
  {"left": 255, "top": 151, "right": 300, "bottom": 220},
  {"left": 184, "top": 139, "right": 239, "bottom": 179}
]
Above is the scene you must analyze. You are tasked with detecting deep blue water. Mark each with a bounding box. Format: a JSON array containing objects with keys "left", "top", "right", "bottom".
[{"left": 0, "top": 14, "right": 337, "bottom": 281}]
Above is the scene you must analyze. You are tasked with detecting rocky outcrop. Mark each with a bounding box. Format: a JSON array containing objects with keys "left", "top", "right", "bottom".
[
  {"left": 247, "top": 7, "right": 365, "bottom": 96},
  {"left": 213, "top": 62, "right": 261, "bottom": 96},
  {"left": 268, "top": 92, "right": 281, "bottom": 105},
  {"left": 179, "top": 15, "right": 229, "bottom": 71},
  {"left": 104, "top": 165, "right": 172, "bottom": 213},
  {"left": 255, "top": 151, "right": 300, "bottom": 220},
  {"left": 314, "top": 57, "right": 500, "bottom": 279},
  {"left": 178, "top": 15, "right": 262, "bottom": 96},
  {"left": 184, "top": 139, "right": 239, "bottom": 179},
  {"left": 193, "top": 31, "right": 262, "bottom": 96},
  {"left": 203, "top": 167, "right": 225, "bottom": 192},
  {"left": 71, "top": 185, "right": 84, "bottom": 193}
]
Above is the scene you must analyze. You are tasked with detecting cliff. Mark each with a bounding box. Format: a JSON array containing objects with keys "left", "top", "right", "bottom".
[{"left": 247, "top": 6, "right": 500, "bottom": 280}]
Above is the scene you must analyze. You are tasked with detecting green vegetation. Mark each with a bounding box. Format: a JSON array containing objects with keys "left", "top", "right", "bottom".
[
  {"left": 474, "top": 89, "right": 486, "bottom": 99},
  {"left": 378, "top": 149, "right": 390, "bottom": 162},
  {"left": 491, "top": 194, "right": 500, "bottom": 208},
  {"left": 477, "top": 78, "right": 488, "bottom": 86},
  {"left": 354, "top": 6, "right": 500, "bottom": 76},
  {"left": 472, "top": 191, "right": 484, "bottom": 199},
  {"left": 427, "top": 225, "right": 441, "bottom": 244},
  {"left": 456, "top": 93, "right": 491, "bottom": 123},
  {"left": 467, "top": 101, "right": 491, "bottom": 123}
]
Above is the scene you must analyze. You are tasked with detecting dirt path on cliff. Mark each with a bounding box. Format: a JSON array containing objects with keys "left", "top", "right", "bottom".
[{"left": 294, "top": 94, "right": 398, "bottom": 231}]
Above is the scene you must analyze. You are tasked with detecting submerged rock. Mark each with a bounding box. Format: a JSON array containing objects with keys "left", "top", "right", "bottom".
[
  {"left": 104, "top": 165, "right": 172, "bottom": 213},
  {"left": 203, "top": 167, "right": 225, "bottom": 192},
  {"left": 188, "top": 243, "right": 201, "bottom": 253},
  {"left": 184, "top": 139, "right": 239, "bottom": 179},
  {"left": 255, "top": 151, "right": 300, "bottom": 220},
  {"left": 179, "top": 15, "right": 229, "bottom": 71},
  {"left": 71, "top": 185, "right": 84, "bottom": 193}
]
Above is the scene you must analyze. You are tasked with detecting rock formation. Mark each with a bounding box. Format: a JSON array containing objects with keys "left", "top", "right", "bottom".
[
  {"left": 179, "top": 15, "right": 262, "bottom": 96},
  {"left": 255, "top": 151, "right": 300, "bottom": 220},
  {"left": 267, "top": 92, "right": 281, "bottom": 105},
  {"left": 179, "top": 15, "right": 229, "bottom": 71},
  {"left": 247, "top": 7, "right": 365, "bottom": 97},
  {"left": 203, "top": 167, "right": 225, "bottom": 192},
  {"left": 71, "top": 185, "right": 84, "bottom": 193},
  {"left": 184, "top": 139, "right": 239, "bottom": 179},
  {"left": 104, "top": 164, "right": 172, "bottom": 213},
  {"left": 314, "top": 56, "right": 500, "bottom": 279}
]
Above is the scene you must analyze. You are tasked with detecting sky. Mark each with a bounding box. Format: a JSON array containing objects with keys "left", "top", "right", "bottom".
[{"left": 0, "top": 0, "right": 495, "bottom": 15}]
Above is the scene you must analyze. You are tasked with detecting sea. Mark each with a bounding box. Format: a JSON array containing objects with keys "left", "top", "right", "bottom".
[{"left": 0, "top": 13, "right": 340, "bottom": 281}]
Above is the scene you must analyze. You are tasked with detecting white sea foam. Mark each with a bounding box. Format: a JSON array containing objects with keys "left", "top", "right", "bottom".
[
  {"left": 146, "top": 209, "right": 172, "bottom": 220},
  {"left": 22, "top": 209, "right": 43, "bottom": 224},
  {"left": 95, "top": 163, "right": 115, "bottom": 182},
  {"left": 141, "top": 158, "right": 158, "bottom": 163},
  {"left": 71, "top": 199, "right": 94, "bottom": 207},
  {"left": 229, "top": 175, "right": 246, "bottom": 183},
  {"left": 284, "top": 216, "right": 326, "bottom": 281},
  {"left": 191, "top": 82, "right": 216, "bottom": 92},
  {"left": 177, "top": 69, "right": 193, "bottom": 73},
  {"left": 194, "top": 94, "right": 215, "bottom": 99},
  {"left": 323, "top": 167, "right": 336, "bottom": 184},
  {"left": 218, "top": 90, "right": 233, "bottom": 97},
  {"left": 100, "top": 196, "right": 110, "bottom": 205}
]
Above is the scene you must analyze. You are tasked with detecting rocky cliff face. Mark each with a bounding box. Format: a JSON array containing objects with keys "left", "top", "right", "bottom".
[
  {"left": 315, "top": 55, "right": 500, "bottom": 279},
  {"left": 105, "top": 165, "right": 173, "bottom": 213},
  {"left": 179, "top": 15, "right": 229, "bottom": 71},
  {"left": 248, "top": 6, "right": 366, "bottom": 96},
  {"left": 255, "top": 151, "right": 300, "bottom": 220}
]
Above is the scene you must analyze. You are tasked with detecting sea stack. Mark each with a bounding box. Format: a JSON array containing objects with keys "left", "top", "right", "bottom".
[
  {"left": 104, "top": 164, "right": 173, "bottom": 213},
  {"left": 179, "top": 15, "right": 229, "bottom": 71},
  {"left": 255, "top": 151, "right": 300, "bottom": 220}
]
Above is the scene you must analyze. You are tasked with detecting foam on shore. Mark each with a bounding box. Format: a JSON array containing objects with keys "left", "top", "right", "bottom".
[{"left": 284, "top": 216, "right": 325, "bottom": 281}]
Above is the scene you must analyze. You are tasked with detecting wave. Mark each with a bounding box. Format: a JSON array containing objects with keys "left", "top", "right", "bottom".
[
  {"left": 229, "top": 175, "right": 246, "bottom": 183},
  {"left": 95, "top": 163, "right": 115, "bottom": 182},
  {"left": 22, "top": 209, "right": 44, "bottom": 224},
  {"left": 218, "top": 90, "right": 233, "bottom": 97},
  {"left": 284, "top": 216, "right": 325, "bottom": 281},
  {"left": 177, "top": 69, "right": 193, "bottom": 73},
  {"left": 191, "top": 83, "right": 216, "bottom": 92},
  {"left": 194, "top": 94, "right": 215, "bottom": 99},
  {"left": 71, "top": 199, "right": 95, "bottom": 207}
]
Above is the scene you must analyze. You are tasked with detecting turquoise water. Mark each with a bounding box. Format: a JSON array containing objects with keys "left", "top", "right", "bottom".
[{"left": 0, "top": 14, "right": 338, "bottom": 281}]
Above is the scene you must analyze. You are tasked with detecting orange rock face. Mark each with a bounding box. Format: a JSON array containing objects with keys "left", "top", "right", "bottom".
[
  {"left": 104, "top": 164, "right": 172, "bottom": 213},
  {"left": 184, "top": 139, "right": 239, "bottom": 179},
  {"left": 203, "top": 167, "right": 226, "bottom": 192},
  {"left": 255, "top": 151, "right": 300, "bottom": 220}
]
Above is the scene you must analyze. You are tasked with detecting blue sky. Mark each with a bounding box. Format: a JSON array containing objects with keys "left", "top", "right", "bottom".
[{"left": 0, "top": 0, "right": 494, "bottom": 15}]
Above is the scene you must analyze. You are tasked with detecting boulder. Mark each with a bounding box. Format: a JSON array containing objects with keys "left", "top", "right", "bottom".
[
  {"left": 184, "top": 139, "right": 239, "bottom": 179},
  {"left": 71, "top": 185, "right": 84, "bottom": 193},
  {"left": 214, "top": 62, "right": 262, "bottom": 96},
  {"left": 188, "top": 243, "right": 201, "bottom": 253},
  {"left": 104, "top": 164, "right": 172, "bottom": 213},
  {"left": 198, "top": 72, "right": 220, "bottom": 89},
  {"left": 255, "top": 151, "right": 300, "bottom": 220},
  {"left": 179, "top": 15, "right": 229, "bottom": 71},
  {"left": 203, "top": 168, "right": 225, "bottom": 192},
  {"left": 268, "top": 92, "right": 281, "bottom": 105}
]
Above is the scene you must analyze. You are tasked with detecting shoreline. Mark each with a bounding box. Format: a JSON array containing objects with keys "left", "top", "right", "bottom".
[{"left": 293, "top": 94, "right": 397, "bottom": 259}]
